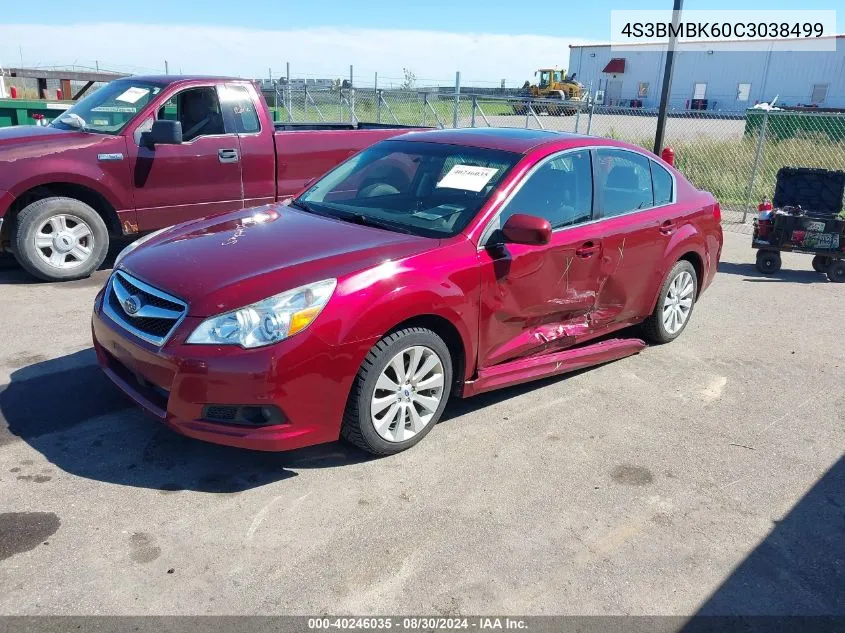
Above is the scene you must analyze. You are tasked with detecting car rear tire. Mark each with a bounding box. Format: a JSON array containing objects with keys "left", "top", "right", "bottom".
[
  {"left": 13, "top": 197, "right": 109, "bottom": 282},
  {"left": 341, "top": 327, "right": 453, "bottom": 455},
  {"left": 755, "top": 250, "right": 781, "bottom": 275},
  {"left": 827, "top": 260, "right": 845, "bottom": 283},
  {"left": 642, "top": 260, "right": 698, "bottom": 344},
  {"left": 812, "top": 255, "right": 832, "bottom": 273}
]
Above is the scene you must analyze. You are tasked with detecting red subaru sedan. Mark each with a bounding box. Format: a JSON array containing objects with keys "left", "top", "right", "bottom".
[{"left": 92, "top": 128, "right": 722, "bottom": 455}]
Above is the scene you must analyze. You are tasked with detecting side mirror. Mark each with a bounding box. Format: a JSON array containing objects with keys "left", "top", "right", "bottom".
[
  {"left": 141, "top": 120, "right": 183, "bottom": 147},
  {"left": 502, "top": 213, "right": 551, "bottom": 246}
]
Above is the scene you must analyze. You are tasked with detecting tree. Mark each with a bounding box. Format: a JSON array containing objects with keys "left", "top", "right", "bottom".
[{"left": 401, "top": 68, "right": 416, "bottom": 90}]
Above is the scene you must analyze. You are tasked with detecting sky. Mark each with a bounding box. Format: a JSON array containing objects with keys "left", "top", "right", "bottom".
[{"left": 1, "top": 0, "right": 842, "bottom": 86}]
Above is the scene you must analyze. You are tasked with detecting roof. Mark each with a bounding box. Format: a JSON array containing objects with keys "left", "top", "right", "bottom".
[
  {"left": 123, "top": 75, "right": 248, "bottom": 85},
  {"left": 390, "top": 127, "right": 593, "bottom": 154}
]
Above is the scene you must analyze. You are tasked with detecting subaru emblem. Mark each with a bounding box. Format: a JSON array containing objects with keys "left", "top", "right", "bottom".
[{"left": 123, "top": 295, "right": 141, "bottom": 316}]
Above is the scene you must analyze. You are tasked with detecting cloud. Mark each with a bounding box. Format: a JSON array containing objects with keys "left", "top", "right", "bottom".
[{"left": 0, "top": 23, "right": 597, "bottom": 87}]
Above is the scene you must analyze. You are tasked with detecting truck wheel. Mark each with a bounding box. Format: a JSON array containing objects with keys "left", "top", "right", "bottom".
[
  {"left": 827, "top": 260, "right": 845, "bottom": 283},
  {"left": 812, "top": 255, "right": 832, "bottom": 273},
  {"left": 13, "top": 197, "right": 109, "bottom": 282},
  {"left": 642, "top": 260, "right": 697, "bottom": 344},
  {"left": 755, "top": 250, "right": 781, "bottom": 275},
  {"left": 341, "top": 328, "right": 452, "bottom": 455}
]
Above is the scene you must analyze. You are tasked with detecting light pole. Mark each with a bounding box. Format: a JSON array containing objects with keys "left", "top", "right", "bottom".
[{"left": 653, "top": 0, "right": 683, "bottom": 155}]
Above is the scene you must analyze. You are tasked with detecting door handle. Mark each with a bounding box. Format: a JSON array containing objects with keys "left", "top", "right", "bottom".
[
  {"left": 660, "top": 220, "right": 675, "bottom": 235},
  {"left": 218, "top": 148, "right": 239, "bottom": 163},
  {"left": 576, "top": 241, "right": 597, "bottom": 258}
]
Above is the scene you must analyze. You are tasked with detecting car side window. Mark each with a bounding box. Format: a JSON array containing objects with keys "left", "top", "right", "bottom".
[
  {"left": 218, "top": 84, "right": 261, "bottom": 134},
  {"left": 651, "top": 160, "right": 674, "bottom": 205},
  {"left": 156, "top": 87, "right": 226, "bottom": 142},
  {"left": 595, "top": 149, "right": 654, "bottom": 217},
  {"left": 498, "top": 150, "right": 593, "bottom": 230}
]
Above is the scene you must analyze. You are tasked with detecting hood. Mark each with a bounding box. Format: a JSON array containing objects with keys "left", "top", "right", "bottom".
[
  {"left": 0, "top": 125, "right": 110, "bottom": 175},
  {"left": 119, "top": 204, "right": 438, "bottom": 317},
  {"left": 0, "top": 124, "right": 91, "bottom": 146}
]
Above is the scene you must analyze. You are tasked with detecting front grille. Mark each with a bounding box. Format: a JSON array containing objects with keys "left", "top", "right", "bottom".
[{"left": 103, "top": 270, "right": 187, "bottom": 346}]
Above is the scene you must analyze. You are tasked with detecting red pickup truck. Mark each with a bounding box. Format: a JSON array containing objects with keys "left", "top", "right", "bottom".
[{"left": 0, "top": 75, "right": 416, "bottom": 281}]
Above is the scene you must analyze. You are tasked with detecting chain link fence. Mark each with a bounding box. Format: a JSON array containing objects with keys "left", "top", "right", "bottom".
[{"left": 273, "top": 85, "right": 845, "bottom": 234}]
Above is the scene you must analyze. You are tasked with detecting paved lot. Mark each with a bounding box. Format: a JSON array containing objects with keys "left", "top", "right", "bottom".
[{"left": 0, "top": 231, "right": 842, "bottom": 616}]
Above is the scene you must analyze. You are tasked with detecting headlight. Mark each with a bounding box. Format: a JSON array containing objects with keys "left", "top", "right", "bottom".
[
  {"left": 186, "top": 279, "right": 337, "bottom": 348},
  {"left": 114, "top": 226, "right": 172, "bottom": 268}
]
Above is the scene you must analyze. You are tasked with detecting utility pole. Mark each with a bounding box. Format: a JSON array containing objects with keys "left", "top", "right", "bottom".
[{"left": 653, "top": 0, "right": 683, "bottom": 155}]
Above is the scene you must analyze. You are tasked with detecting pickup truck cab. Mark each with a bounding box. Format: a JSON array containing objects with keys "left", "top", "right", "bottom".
[
  {"left": 92, "top": 128, "right": 723, "bottom": 456},
  {"left": 0, "top": 75, "right": 415, "bottom": 281}
]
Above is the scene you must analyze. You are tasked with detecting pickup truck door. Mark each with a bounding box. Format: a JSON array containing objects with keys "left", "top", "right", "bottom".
[
  {"left": 218, "top": 83, "right": 276, "bottom": 208},
  {"left": 127, "top": 84, "right": 244, "bottom": 231}
]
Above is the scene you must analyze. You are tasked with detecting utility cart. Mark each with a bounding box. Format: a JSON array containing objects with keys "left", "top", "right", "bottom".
[{"left": 752, "top": 167, "right": 845, "bottom": 283}]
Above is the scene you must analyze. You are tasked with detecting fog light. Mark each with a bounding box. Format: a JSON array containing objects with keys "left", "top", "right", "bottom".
[{"left": 202, "top": 404, "right": 286, "bottom": 426}]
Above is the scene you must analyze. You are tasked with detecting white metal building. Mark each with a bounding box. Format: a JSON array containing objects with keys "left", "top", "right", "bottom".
[{"left": 567, "top": 36, "right": 845, "bottom": 111}]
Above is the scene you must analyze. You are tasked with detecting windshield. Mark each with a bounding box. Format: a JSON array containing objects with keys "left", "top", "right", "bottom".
[
  {"left": 50, "top": 80, "right": 164, "bottom": 134},
  {"left": 295, "top": 140, "right": 520, "bottom": 238}
]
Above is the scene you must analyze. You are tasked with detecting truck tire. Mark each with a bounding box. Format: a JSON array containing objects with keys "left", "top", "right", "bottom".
[
  {"left": 755, "top": 250, "right": 781, "bottom": 274},
  {"left": 827, "top": 260, "right": 845, "bottom": 283},
  {"left": 642, "top": 260, "right": 698, "bottom": 344},
  {"left": 341, "top": 327, "right": 453, "bottom": 455},
  {"left": 13, "top": 197, "right": 109, "bottom": 282}
]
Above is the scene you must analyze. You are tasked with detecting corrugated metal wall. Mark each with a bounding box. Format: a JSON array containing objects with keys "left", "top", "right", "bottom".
[{"left": 569, "top": 37, "right": 844, "bottom": 111}]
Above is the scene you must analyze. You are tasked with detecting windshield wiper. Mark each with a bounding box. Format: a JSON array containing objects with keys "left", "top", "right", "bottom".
[
  {"left": 288, "top": 199, "right": 318, "bottom": 214},
  {"left": 291, "top": 201, "right": 413, "bottom": 234},
  {"left": 340, "top": 212, "right": 413, "bottom": 234}
]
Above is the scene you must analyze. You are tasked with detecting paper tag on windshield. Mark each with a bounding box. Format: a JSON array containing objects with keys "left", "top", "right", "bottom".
[
  {"left": 115, "top": 87, "right": 150, "bottom": 104},
  {"left": 436, "top": 165, "right": 499, "bottom": 192}
]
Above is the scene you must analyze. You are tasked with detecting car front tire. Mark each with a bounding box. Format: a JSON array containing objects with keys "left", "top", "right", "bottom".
[
  {"left": 341, "top": 327, "right": 453, "bottom": 455},
  {"left": 642, "top": 260, "right": 698, "bottom": 344}
]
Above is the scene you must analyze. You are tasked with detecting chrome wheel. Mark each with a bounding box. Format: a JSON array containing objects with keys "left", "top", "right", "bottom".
[
  {"left": 34, "top": 214, "right": 95, "bottom": 270},
  {"left": 370, "top": 345, "right": 445, "bottom": 443},
  {"left": 662, "top": 270, "right": 694, "bottom": 335}
]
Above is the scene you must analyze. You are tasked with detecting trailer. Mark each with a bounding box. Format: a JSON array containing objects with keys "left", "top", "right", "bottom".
[{"left": 752, "top": 167, "right": 845, "bottom": 283}]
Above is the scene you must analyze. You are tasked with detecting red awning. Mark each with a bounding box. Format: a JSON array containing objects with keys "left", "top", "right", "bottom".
[{"left": 602, "top": 58, "right": 626, "bottom": 74}]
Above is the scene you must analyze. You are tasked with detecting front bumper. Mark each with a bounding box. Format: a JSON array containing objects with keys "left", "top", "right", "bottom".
[
  {"left": 91, "top": 293, "right": 366, "bottom": 452},
  {"left": 0, "top": 189, "right": 13, "bottom": 244}
]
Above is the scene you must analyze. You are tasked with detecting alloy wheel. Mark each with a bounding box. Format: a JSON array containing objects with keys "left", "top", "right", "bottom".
[
  {"left": 34, "top": 214, "right": 95, "bottom": 270},
  {"left": 370, "top": 345, "right": 445, "bottom": 443},
  {"left": 662, "top": 270, "right": 694, "bottom": 335}
]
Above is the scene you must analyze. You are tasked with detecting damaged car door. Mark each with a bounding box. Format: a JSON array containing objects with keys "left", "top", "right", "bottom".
[
  {"left": 589, "top": 147, "right": 678, "bottom": 326},
  {"left": 477, "top": 149, "right": 603, "bottom": 366}
]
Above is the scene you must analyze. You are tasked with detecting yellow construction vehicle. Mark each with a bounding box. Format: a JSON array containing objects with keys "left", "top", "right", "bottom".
[{"left": 514, "top": 68, "right": 585, "bottom": 116}]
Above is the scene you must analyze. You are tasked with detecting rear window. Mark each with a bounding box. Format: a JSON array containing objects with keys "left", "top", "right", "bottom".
[
  {"left": 595, "top": 148, "right": 654, "bottom": 217},
  {"left": 297, "top": 140, "right": 520, "bottom": 238},
  {"left": 651, "top": 161, "right": 674, "bottom": 205},
  {"left": 219, "top": 84, "right": 261, "bottom": 134}
]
